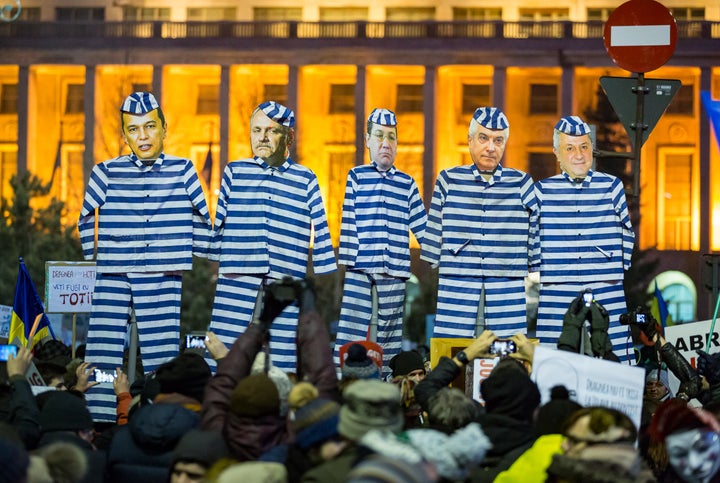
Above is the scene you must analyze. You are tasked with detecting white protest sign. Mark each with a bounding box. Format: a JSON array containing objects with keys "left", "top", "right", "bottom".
[
  {"left": 45, "top": 262, "right": 96, "bottom": 313},
  {"left": 0, "top": 304, "right": 12, "bottom": 339},
  {"left": 532, "top": 345, "right": 645, "bottom": 430},
  {"left": 25, "top": 360, "right": 47, "bottom": 387},
  {"left": 472, "top": 357, "right": 500, "bottom": 404},
  {"left": 663, "top": 319, "right": 719, "bottom": 400}
]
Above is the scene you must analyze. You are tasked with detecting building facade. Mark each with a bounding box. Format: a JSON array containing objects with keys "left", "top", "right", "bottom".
[{"left": 1, "top": 0, "right": 720, "bottom": 321}]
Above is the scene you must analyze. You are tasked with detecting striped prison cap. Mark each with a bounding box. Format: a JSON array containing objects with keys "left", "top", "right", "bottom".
[
  {"left": 555, "top": 116, "right": 591, "bottom": 136},
  {"left": 258, "top": 101, "right": 295, "bottom": 128},
  {"left": 472, "top": 107, "right": 509, "bottom": 130},
  {"left": 368, "top": 108, "right": 397, "bottom": 127},
  {"left": 121, "top": 92, "right": 159, "bottom": 114}
]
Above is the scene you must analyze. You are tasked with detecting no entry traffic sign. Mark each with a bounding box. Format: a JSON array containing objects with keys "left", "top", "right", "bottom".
[{"left": 603, "top": 0, "right": 678, "bottom": 73}]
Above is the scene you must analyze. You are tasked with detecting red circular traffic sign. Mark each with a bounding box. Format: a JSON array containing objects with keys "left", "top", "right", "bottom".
[{"left": 603, "top": 0, "right": 678, "bottom": 73}]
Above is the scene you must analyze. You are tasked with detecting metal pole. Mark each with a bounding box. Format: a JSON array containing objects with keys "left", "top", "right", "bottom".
[
  {"left": 368, "top": 283, "right": 378, "bottom": 342},
  {"left": 127, "top": 310, "right": 137, "bottom": 384},
  {"left": 631, "top": 73, "right": 648, "bottom": 196}
]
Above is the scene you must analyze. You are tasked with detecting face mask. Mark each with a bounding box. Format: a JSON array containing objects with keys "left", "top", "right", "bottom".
[{"left": 666, "top": 429, "right": 720, "bottom": 483}]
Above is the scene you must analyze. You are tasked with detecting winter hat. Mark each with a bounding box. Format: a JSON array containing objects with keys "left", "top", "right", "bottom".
[
  {"left": 0, "top": 437, "right": 28, "bottom": 483},
  {"left": 121, "top": 92, "right": 159, "bottom": 114},
  {"left": 472, "top": 107, "right": 509, "bottom": 130},
  {"left": 292, "top": 398, "right": 341, "bottom": 450},
  {"left": 368, "top": 108, "right": 397, "bottom": 127},
  {"left": 216, "top": 462, "right": 288, "bottom": 483},
  {"left": 251, "top": 351, "right": 292, "bottom": 416},
  {"left": 172, "top": 429, "right": 230, "bottom": 468},
  {"left": 288, "top": 381, "right": 319, "bottom": 411},
  {"left": 481, "top": 358, "right": 540, "bottom": 421},
  {"left": 645, "top": 367, "right": 672, "bottom": 391},
  {"left": 342, "top": 343, "right": 381, "bottom": 380},
  {"left": 555, "top": 115, "right": 591, "bottom": 136},
  {"left": 34, "top": 340, "right": 71, "bottom": 362},
  {"left": 346, "top": 454, "right": 433, "bottom": 483},
  {"left": 339, "top": 380, "right": 403, "bottom": 441},
  {"left": 39, "top": 391, "right": 93, "bottom": 432},
  {"left": 389, "top": 351, "right": 425, "bottom": 378},
  {"left": 257, "top": 101, "right": 295, "bottom": 128},
  {"left": 230, "top": 373, "right": 280, "bottom": 418},
  {"left": 33, "top": 442, "right": 88, "bottom": 482},
  {"left": 154, "top": 352, "right": 211, "bottom": 403},
  {"left": 534, "top": 385, "right": 583, "bottom": 436}
]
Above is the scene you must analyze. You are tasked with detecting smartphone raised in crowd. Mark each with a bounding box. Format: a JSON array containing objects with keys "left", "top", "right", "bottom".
[
  {"left": 185, "top": 332, "right": 207, "bottom": 350},
  {"left": 490, "top": 339, "right": 517, "bottom": 356},
  {"left": 0, "top": 344, "right": 18, "bottom": 362}
]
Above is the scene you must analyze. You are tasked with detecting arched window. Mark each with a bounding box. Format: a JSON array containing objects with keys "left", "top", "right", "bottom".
[{"left": 648, "top": 271, "right": 697, "bottom": 324}]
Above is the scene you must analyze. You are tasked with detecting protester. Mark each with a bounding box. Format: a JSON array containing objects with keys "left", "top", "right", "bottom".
[
  {"left": 0, "top": 345, "right": 41, "bottom": 449},
  {"left": 168, "top": 429, "right": 230, "bottom": 483}
]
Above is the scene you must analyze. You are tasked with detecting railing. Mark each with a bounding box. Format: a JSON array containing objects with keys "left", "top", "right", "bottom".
[{"left": 2, "top": 20, "right": 719, "bottom": 41}]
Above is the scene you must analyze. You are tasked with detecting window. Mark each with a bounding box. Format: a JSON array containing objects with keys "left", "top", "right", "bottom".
[
  {"left": 263, "top": 84, "right": 287, "bottom": 107},
  {"left": 65, "top": 84, "right": 84, "bottom": 115},
  {"left": 386, "top": 8, "right": 435, "bottom": 21},
  {"left": 60, "top": 148, "right": 85, "bottom": 224},
  {"left": 528, "top": 152, "right": 558, "bottom": 182},
  {"left": 56, "top": 8, "right": 105, "bottom": 22},
  {"left": 663, "top": 283, "right": 695, "bottom": 322},
  {"left": 186, "top": 8, "right": 236, "bottom": 21},
  {"left": 586, "top": 8, "right": 612, "bottom": 21},
  {"left": 666, "top": 84, "right": 694, "bottom": 115},
  {"left": 669, "top": 8, "right": 704, "bottom": 20},
  {"left": 327, "top": 149, "right": 356, "bottom": 243},
  {"left": 0, "top": 84, "right": 18, "bottom": 114},
  {"left": 329, "top": 84, "right": 355, "bottom": 114},
  {"left": 396, "top": 84, "right": 423, "bottom": 113},
  {"left": 529, "top": 84, "right": 558, "bottom": 115},
  {"left": 657, "top": 148, "right": 694, "bottom": 250},
  {"left": 0, "top": 150, "right": 16, "bottom": 203},
  {"left": 318, "top": 8, "right": 368, "bottom": 21},
  {"left": 462, "top": 84, "right": 491, "bottom": 115},
  {"left": 518, "top": 8, "right": 569, "bottom": 21},
  {"left": 196, "top": 84, "right": 219, "bottom": 115},
  {"left": 123, "top": 7, "right": 171, "bottom": 21},
  {"left": 453, "top": 8, "right": 502, "bottom": 20},
  {"left": 253, "top": 8, "right": 302, "bottom": 21}
]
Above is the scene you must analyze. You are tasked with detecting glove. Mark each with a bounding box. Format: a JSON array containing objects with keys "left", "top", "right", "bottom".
[
  {"left": 588, "top": 302, "right": 613, "bottom": 357},
  {"left": 697, "top": 350, "right": 720, "bottom": 386},
  {"left": 557, "top": 294, "right": 589, "bottom": 352}
]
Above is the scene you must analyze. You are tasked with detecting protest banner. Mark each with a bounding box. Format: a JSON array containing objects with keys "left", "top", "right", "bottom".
[
  {"left": 45, "top": 261, "right": 96, "bottom": 313},
  {"left": 532, "top": 345, "right": 645, "bottom": 429},
  {"left": 664, "top": 319, "right": 720, "bottom": 402}
]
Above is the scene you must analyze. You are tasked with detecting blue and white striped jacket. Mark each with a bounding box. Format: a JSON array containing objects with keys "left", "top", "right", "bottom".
[
  {"left": 210, "top": 157, "right": 337, "bottom": 278},
  {"left": 420, "top": 164, "right": 537, "bottom": 277},
  {"left": 530, "top": 170, "right": 635, "bottom": 283},
  {"left": 338, "top": 163, "right": 426, "bottom": 279},
  {"left": 77, "top": 153, "right": 212, "bottom": 273}
]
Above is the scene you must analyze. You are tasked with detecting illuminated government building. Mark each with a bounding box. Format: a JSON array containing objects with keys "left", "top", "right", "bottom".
[{"left": 1, "top": 0, "right": 720, "bottom": 322}]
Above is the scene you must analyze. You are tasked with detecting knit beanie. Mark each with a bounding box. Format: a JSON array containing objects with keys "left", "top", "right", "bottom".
[
  {"left": 342, "top": 343, "right": 381, "bottom": 380},
  {"left": 481, "top": 358, "right": 540, "bottom": 421},
  {"left": 0, "top": 437, "right": 28, "bottom": 483},
  {"left": 154, "top": 352, "right": 212, "bottom": 402},
  {"left": 389, "top": 351, "right": 425, "bottom": 378},
  {"left": 346, "top": 454, "right": 432, "bottom": 483},
  {"left": 251, "top": 352, "right": 292, "bottom": 416},
  {"left": 230, "top": 373, "right": 280, "bottom": 418},
  {"left": 172, "top": 429, "right": 230, "bottom": 468},
  {"left": 39, "top": 391, "right": 94, "bottom": 432},
  {"left": 339, "top": 380, "right": 403, "bottom": 441},
  {"left": 534, "top": 385, "right": 583, "bottom": 436},
  {"left": 292, "top": 398, "right": 341, "bottom": 450}
]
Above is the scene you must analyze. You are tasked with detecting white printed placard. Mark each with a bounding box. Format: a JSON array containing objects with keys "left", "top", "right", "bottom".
[
  {"left": 0, "top": 304, "right": 12, "bottom": 339},
  {"left": 532, "top": 346, "right": 645, "bottom": 430},
  {"left": 45, "top": 261, "right": 96, "bottom": 314},
  {"left": 664, "top": 319, "right": 719, "bottom": 402}
]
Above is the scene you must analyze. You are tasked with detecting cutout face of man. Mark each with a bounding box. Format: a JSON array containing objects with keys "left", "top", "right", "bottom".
[
  {"left": 250, "top": 110, "right": 293, "bottom": 167},
  {"left": 468, "top": 124, "right": 507, "bottom": 172},
  {"left": 122, "top": 109, "right": 166, "bottom": 161},
  {"left": 366, "top": 123, "right": 397, "bottom": 172},
  {"left": 555, "top": 132, "right": 593, "bottom": 179}
]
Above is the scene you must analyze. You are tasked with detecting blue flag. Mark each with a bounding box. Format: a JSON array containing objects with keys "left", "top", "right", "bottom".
[
  {"left": 650, "top": 281, "right": 672, "bottom": 329},
  {"left": 8, "top": 258, "right": 55, "bottom": 349}
]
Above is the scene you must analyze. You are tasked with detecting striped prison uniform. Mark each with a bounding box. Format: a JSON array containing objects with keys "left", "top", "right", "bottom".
[
  {"left": 421, "top": 164, "right": 537, "bottom": 338},
  {"left": 531, "top": 170, "right": 635, "bottom": 362},
  {"left": 208, "top": 157, "right": 337, "bottom": 372},
  {"left": 333, "top": 163, "right": 427, "bottom": 375},
  {"left": 78, "top": 153, "right": 212, "bottom": 421}
]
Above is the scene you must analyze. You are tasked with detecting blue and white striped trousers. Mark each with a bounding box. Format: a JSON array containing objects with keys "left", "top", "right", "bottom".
[
  {"left": 333, "top": 270, "right": 405, "bottom": 376},
  {"left": 433, "top": 275, "right": 527, "bottom": 338},
  {"left": 536, "top": 280, "right": 633, "bottom": 363},
  {"left": 209, "top": 274, "right": 299, "bottom": 372},
  {"left": 84, "top": 272, "right": 181, "bottom": 422}
]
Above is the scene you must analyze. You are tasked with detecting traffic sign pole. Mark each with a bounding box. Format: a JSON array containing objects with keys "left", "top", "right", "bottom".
[{"left": 631, "top": 73, "right": 648, "bottom": 196}]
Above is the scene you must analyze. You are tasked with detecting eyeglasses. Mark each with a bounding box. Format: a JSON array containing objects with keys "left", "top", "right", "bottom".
[{"left": 371, "top": 131, "right": 397, "bottom": 143}]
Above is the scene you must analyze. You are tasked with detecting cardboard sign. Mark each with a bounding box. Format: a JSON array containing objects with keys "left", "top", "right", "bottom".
[
  {"left": 25, "top": 360, "right": 47, "bottom": 387},
  {"left": 0, "top": 304, "right": 12, "bottom": 340},
  {"left": 532, "top": 345, "right": 645, "bottom": 430},
  {"left": 664, "top": 319, "right": 720, "bottom": 402},
  {"left": 471, "top": 357, "right": 500, "bottom": 404},
  {"left": 45, "top": 262, "right": 96, "bottom": 314}
]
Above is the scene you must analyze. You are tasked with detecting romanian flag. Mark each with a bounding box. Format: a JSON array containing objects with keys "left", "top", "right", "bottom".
[
  {"left": 8, "top": 258, "right": 55, "bottom": 349},
  {"left": 650, "top": 281, "right": 673, "bottom": 329}
]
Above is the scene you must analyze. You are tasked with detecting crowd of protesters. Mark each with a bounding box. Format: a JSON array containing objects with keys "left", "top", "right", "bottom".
[{"left": 2, "top": 281, "right": 720, "bottom": 483}]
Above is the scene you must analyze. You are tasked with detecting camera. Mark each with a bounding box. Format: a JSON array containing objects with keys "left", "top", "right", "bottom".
[
  {"left": 619, "top": 307, "right": 651, "bottom": 325},
  {"left": 490, "top": 339, "right": 517, "bottom": 356},
  {"left": 582, "top": 289, "right": 593, "bottom": 307},
  {"left": 0, "top": 344, "right": 18, "bottom": 362}
]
